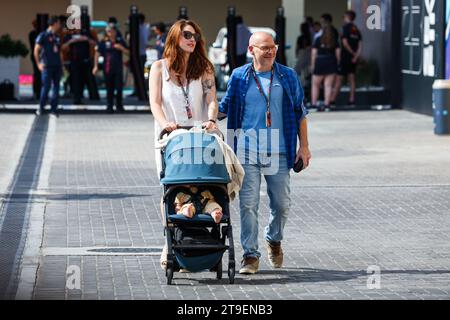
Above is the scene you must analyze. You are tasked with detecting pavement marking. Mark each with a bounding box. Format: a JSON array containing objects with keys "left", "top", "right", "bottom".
[
  {"left": 42, "top": 247, "right": 163, "bottom": 257},
  {"left": 0, "top": 116, "right": 49, "bottom": 299},
  {"left": 0, "top": 116, "right": 35, "bottom": 222},
  {"left": 15, "top": 116, "right": 55, "bottom": 300}
]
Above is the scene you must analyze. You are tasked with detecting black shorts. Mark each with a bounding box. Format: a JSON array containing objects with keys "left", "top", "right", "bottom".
[
  {"left": 338, "top": 59, "right": 357, "bottom": 76},
  {"left": 313, "top": 55, "right": 338, "bottom": 76}
]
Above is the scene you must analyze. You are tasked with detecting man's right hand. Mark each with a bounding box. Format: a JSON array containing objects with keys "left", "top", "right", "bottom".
[
  {"left": 92, "top": 66, "right": 98, "bottom": 76},
  {"left": 296, "top": 146, "right": 311, "bottom": 171},
  {"left": 38, "top": 63, "right": 45, "bottom": 72}
]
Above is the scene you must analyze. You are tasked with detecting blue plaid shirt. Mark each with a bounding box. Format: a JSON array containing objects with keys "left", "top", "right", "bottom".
[{"left": 219, "top": 62, "right": 308, "bottom": 169}]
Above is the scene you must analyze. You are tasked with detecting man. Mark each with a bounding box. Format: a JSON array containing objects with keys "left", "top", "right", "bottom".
[
  {"left": 108, "top": 17, "right": 122, "bottom": 37},
  {"left": 153, "top": 22, "right": 167, "bottom": 60},
  {"left": 34, "top": 16, "right": 63, "bottom": 116},
  {"left": 139, "top": 14, "right": 150, "bottom": 71},
  {"left": 219, "top": 32, "right": 311, "bottom": 275},
  {"left": 305, "top": 16, "right": 315, "bottom": 43},
  {"left": 29, "top": 20, "right": 41, "bottom": 100},
  {"left": 331, "top": 10, "right": 362, "bottom": 106},
  {"left": 93, "top": 26, "right": 129, "bottom": 113},
  {"left": 235, "top": 16, "right": 252, "bottom": 68},
  {"left": 127, "top": 14, "right": 149, "bottom": 98},
  {"left": 63, "top": 28, "right": 97, "bottom": 105}
]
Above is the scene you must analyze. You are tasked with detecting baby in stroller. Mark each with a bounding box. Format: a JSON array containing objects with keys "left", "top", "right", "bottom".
[{"left": 175, "top": 186, "right": 223, "bottom": 224}]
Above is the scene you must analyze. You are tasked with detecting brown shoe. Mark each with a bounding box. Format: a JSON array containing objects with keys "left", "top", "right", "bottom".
[
  {"left": 239, "top": 256, "right": 260, "bottom": 275},
  {"left": 266, "top": 241, "right": 283, "bottom": 268}
]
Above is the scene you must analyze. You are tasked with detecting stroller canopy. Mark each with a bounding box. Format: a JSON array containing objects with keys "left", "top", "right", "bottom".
[{"left": 160, "top": 132, "right": 231, "bottom": 185}]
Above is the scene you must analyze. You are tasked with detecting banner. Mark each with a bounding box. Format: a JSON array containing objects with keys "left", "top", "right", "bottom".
[{"left": 401, "top": 0, "right": 445, "bottom": 115}]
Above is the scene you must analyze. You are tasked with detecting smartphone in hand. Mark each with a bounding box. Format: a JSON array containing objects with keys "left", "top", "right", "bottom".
[{"left": 294, "top": 158, "right": 304, "bottom": 173}]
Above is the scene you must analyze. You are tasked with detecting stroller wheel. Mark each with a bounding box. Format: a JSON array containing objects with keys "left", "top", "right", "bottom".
[
  {"left": 216, "top": 260, "right": 223, "bottom": 280},
  {"left": 228, "top": 263, "right": 235, "bottom": 284},
  {"left": 167, "top": 267, "right": 174, "bottom": 285}
]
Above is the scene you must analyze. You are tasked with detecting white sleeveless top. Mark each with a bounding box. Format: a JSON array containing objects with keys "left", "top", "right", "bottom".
[{"left": 154, "top": 59, "right": 209, "bottom": 176}]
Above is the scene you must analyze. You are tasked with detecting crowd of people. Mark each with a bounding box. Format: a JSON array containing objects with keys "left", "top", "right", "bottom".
[
  {"left": 30, "top": 10, "right": 362, "bottom": 116},
  {"left": 294, "top": 10, "right": 363, "bottom": 111},
  {"left": 30, "top": 14, "right": 168, "bottom": 115}
]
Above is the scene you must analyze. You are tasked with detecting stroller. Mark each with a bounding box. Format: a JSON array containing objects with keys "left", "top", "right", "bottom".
[{"left": 158, "top": 127, "right": 236, "bottom": 285}]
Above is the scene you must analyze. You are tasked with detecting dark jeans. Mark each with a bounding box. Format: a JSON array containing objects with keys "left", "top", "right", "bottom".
[
  {"left": 71, "top": 61, "right": 99, "bottom": 103},
  {"left": 31, "top": 62, "right": 41, "bottom": 100},
  {"left": 105, "top": 71, "right": 123, "bottom": 110},
  {"left": 40, "top": 67, "right": 62, "bottom": 112}
]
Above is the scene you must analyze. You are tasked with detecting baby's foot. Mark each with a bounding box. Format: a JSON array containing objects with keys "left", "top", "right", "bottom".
[
  {"left": 181, "top": 204, "right": 195, "bottom": 218},
  {"left": 210, "top": 209, "right": 223, "bottom": 224}
]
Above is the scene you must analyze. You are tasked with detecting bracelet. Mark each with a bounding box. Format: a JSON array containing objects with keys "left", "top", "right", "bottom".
[{"left": 208, "top": 119, "right": 216, "bottom": 124}]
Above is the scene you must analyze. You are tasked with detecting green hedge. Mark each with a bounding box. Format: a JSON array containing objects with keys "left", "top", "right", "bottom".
[{"left": 0, "top": 34, "right": 29, "bottom": 58}]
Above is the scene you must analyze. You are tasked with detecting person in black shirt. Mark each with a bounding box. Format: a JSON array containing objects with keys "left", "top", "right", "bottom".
[
  {"left": 29, "top": 20, "right": 41, "bottom": 100},
  {"left": 316, "top": 14, "right": 340, "bottom": 48},
  {"left": 63, "top": 29, "right": 97, "bottom": 105},
  {"left": 296, "top": 22, "right": 312, "bottom": 57},
  {"left": 311, "top": 25, "right": 340, "bottom": 111},
  {"left": 332, "top": 10, "right": 362, "bottom": 105},
  {"left": 295, "top": 22, "right": 312, "bottom": 103},
  {"left": 153, "top": 22, "right": 167, "bottom": 60},
  {"left": 93, "top": 26, "right": 129, "bottom": 113}
]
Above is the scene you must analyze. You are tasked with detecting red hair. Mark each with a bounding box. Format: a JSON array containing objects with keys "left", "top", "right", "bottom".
[{"left": 163, "top": 20, "right": 214, "bottom": 81}]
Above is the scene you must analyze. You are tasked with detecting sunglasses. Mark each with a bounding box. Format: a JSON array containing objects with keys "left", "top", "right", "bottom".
[{"left": 182, "top": 31, "right": 201, "bottom": 42}]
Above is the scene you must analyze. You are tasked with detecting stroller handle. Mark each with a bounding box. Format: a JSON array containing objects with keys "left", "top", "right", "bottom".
[{"left": 158, "top": 125, "right": 225, "bottom": 141}]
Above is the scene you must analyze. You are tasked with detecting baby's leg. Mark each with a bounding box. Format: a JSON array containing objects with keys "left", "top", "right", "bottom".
[
  {"left": 179, "top": 203, "right": 196, "bottom": 218},
  {"left": 205, "top": 201, "right": 223, "bottom": 224}
]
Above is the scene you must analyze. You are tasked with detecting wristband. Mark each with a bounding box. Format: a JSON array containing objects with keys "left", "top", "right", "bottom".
[{"left": 209, "top": 119, "right": 216, "bottom": 124}]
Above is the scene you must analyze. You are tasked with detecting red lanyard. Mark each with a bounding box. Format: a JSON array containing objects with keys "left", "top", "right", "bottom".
[
  {"left": 177, "top": 76, "right": 193, "bottom": 119},
  {"left": 251, "top": 66, "right": 274, "bottom": 128}
]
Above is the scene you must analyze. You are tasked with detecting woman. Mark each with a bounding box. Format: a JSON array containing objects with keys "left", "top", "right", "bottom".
[
  {"left": 149, "top": 20, "right": 219, "bottom": 269},
  {"left": 295, "top": 22, "right": 312, "bottom": 103},
  {"left": 150, "top": 19, "right": 218, "bottom": 173},
  {"left": 311, "top": 25, "right": 340, "bottom": 111}
]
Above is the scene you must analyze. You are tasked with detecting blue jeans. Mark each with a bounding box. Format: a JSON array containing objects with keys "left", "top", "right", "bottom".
[
  {"left": 40, "top": 67, "right": 62, "bottom": 112},
  {"left": 239, "top": 153, "right": 291, "bottom": 259}
]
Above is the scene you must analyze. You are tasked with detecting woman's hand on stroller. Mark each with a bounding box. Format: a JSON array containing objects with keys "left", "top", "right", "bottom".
[
  {"left": 202, "top": 120, "right": 217, "bottom": 131},
  {"left": 163, "top": 121, "right": 178, "bottom": 133}
]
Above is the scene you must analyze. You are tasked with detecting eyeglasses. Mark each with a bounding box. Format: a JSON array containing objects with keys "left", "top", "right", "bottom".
[
  {"left": 182, "top": 31, "right": 201, "bottom": 42},
  {"left": 252, "top": 45, "right": 279, "bottom": 53}
]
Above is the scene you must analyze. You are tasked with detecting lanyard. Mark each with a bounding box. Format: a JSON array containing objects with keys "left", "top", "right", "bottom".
[
  {"left": 251, "top": 66, "right": 274, "bottom": 128},
  {"left": 177, "top": 76, "right": 193, "bottom": 119}
]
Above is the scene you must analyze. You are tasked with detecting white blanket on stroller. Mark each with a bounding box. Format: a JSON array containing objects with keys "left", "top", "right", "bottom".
[{"left": 156, "top": 128, "right": 245, "bottom": 201}]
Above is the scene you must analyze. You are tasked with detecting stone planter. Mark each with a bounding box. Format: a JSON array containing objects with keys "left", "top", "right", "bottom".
[{"left": 0, "top": 56, "right": 20, "bottom": 99}]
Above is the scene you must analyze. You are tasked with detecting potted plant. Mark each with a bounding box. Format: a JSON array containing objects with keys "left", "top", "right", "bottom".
[{"left": 0, "top": 34, "right": 29, "bottom": 100}]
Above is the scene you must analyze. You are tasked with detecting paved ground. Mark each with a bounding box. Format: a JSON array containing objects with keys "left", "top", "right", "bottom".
[
  {"left": 1, "top": 109, "right": 450, "bottom": 300},
  {"left": 0, "top": 115, "right": 35, "bottom": 196}
]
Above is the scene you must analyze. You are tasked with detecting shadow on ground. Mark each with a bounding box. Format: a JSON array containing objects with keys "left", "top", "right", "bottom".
[{"left": 177, "top": 268, "right": 450, "bottom": 286}]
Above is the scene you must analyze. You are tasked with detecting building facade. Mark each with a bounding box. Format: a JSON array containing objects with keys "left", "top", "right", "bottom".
[{"left": 1, "top": 0, "right": 349, "bottom": 75}]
